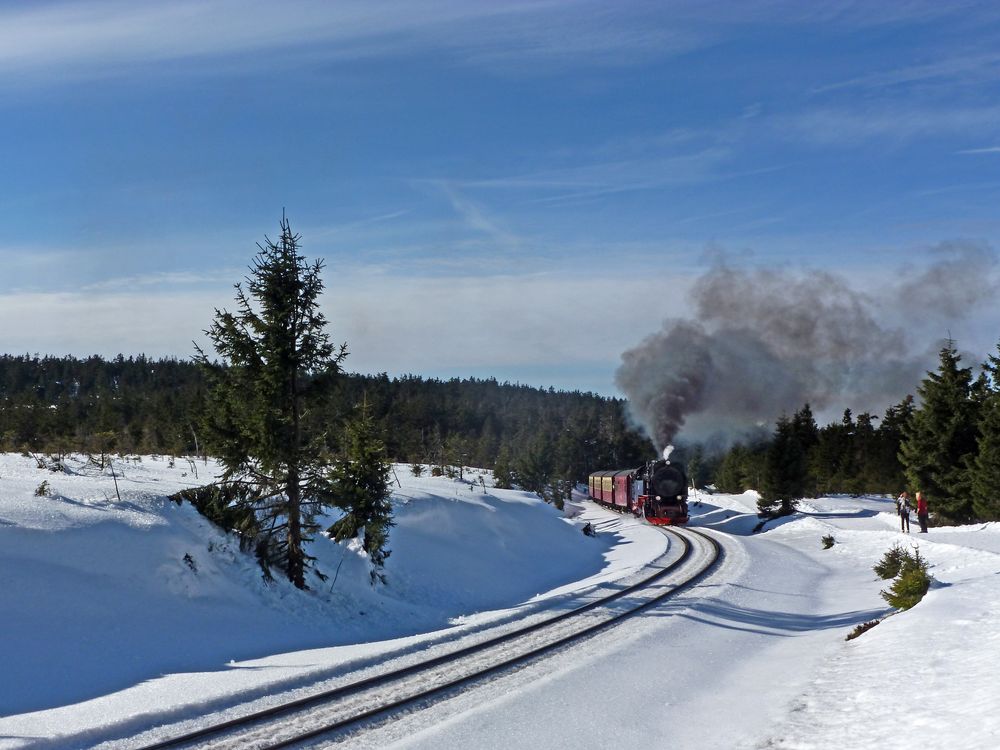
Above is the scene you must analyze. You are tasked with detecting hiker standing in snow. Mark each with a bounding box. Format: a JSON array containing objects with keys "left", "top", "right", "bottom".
[
  {"left": 916, "top": 491, "right": 929, "bottom": 533},
  {"left": 897, "top": 491, "right": 911, "bottom": 533}
]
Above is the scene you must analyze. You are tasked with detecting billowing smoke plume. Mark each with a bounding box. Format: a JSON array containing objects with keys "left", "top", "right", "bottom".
[{"left": 616, "top": 241, "right": 999, "bottom": 451}]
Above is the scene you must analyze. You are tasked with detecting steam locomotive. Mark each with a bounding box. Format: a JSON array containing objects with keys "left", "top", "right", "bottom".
[{"left": 588, "top": 457, "right": 689, "bottom": 525}]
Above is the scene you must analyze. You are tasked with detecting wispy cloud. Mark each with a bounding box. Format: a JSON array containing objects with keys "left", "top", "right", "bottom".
[
  {"left": 435, "top": 183, "right": 524, "bottom": 250},
  {"left": 79, "top": 269, "right": 239, "bottom": 293},
  {"left": 7, "top": 0, "right": 977, "bottom": 88},
  {"left": 304, "top": 211, "right": 412, "bottom": 241},
  {"left": 957, "top": 146, "right": 1000, "bottom": 155},
  {"left": 774, "top": 104, "right": 1000, "bottom": 146},
  {"left": 0, "top": 0, "right": 712, "bottom": 86},
  {"left": 812, "top": 52, "right": 1000, "bottom": 95},
  {"left": 444, "top": 148, "right": 734, "bottom": 206}
]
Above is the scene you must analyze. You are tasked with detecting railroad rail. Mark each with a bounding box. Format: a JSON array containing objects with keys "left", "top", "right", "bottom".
[{"left": 129, "top": 525, "right": 724, "bottom": 750}]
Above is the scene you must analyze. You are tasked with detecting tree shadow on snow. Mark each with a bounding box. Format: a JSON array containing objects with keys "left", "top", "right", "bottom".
[
  {"left": 799, "top": 509, "right": 880, "bottom": 520},
  {"left": 647, "top": 597, "right": 885, "bottom": 637}
]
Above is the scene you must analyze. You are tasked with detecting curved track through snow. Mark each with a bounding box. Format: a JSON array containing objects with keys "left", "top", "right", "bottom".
[{"left": 135, "top": 526, "right": 722, "bottom": 750}]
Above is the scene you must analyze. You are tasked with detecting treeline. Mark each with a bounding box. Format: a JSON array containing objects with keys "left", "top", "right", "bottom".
[
  {"left": 0, "top": 354, "right": 206, "bottom": 457},
  {"left": 711, "top": 401, "right": 910, "bottom": 499},
  {"left": 709, "top": 340, "right": 1000, "bottom": 524},
  {"left": 0, "top": 354, "right": 652, "bottom": 483}
]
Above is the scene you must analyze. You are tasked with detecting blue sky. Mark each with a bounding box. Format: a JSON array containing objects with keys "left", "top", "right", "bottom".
[{"left": 2, "top": 0, "right": 1000, "bottom": 395}]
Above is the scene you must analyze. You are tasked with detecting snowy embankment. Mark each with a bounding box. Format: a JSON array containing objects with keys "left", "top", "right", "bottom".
[
  {"left": 0, "top": 454, "right": 663, "bottom": 747},
  {"left": 2, "top": 455, "right": 999, "bottom": 750}
]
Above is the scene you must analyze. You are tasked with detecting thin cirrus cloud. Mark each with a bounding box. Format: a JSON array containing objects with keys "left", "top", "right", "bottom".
[
  {"left": 446, "top": 147, "right": 734, "bottom": 205},
  {"left": 78, "top": 270, "right": 241, "bottom": 293},
  {"left": 957, "top": 146, "right": 1000, "bottom": 155},
  {"left": 4, "top": 0, "right": 974, "bottom": 86},
  {"left": 0, "top": 0, "right": 711, "bottom": 85},
  {"left": 774, "top": 104, "right": 1000, "bottom": 146},
  {"left": 4, "top": 0, "right": 995, "bottom": 79},
  {"left": 810, "top": 51, "right": 1000, "bottom": 95}
]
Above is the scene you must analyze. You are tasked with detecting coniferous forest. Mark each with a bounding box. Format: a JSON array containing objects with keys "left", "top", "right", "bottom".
[{"left": 0, "top": 353, "right": 651, "bottom": 484}]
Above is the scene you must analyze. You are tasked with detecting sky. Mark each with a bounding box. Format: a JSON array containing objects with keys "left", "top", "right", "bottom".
[{"left": 2, "top": 0, "right": 1000, "bottom": 397}]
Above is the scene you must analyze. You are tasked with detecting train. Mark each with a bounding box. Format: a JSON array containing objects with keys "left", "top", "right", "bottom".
[{"left": 588, "top": 457, "right": 689, "bottom": 525}]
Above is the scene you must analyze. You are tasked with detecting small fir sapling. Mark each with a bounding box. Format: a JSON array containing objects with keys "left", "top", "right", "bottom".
[
  {"left": 873, "top": 543, "right": 907, "bottom": 579},
  {"left": 881, "top": 547, "right": 930, "bottom": 610}
]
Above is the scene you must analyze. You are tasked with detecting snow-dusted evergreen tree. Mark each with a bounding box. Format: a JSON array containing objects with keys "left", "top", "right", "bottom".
[
  {"left": 758, "top": 405, "right": 816, "bottom": 517},
  {"left": 970, "top": 396, "right": 1000, "bottom": 520},
  {"left": 970, "top": 342, "right": 1000, "bottom": 521},
  {"left": 197, "top": 215, "right": 347, "bottom": 589},
  {"left": 327, "top": 401, "right": 394, "bottom": 584},
  {"left": 715, "top": 443, "right": 752, "bottom": 493},
  {"left": 898, "top": 341, "right": 978, "bottom": 522},
  {"left": 492, "top": 446, "right": 515, "bottom": 489},
  {"left": 871, "top": 396, "right": 914, "bottom": 494}
]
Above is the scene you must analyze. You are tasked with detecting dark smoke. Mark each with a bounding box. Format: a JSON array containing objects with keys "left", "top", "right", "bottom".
[{"left": 616, "top": 241, "right": 999, "bottom": 452}]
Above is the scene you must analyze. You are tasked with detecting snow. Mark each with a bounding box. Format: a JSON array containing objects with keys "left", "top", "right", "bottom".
[{"left": 1, "top": 456, "right": 998, "bottom": 749}]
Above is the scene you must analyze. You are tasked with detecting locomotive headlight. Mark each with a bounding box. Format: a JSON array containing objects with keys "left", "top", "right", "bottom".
[{"left": 655, "top": 495, "right": 661, "bottom": 501}]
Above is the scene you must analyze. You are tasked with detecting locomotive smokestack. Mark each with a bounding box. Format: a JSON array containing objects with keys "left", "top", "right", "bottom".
[{"left": 615, "top": 243, "right": 998, "bottom": 450}]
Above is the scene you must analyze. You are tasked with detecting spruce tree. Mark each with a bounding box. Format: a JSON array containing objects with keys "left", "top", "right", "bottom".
[
  {"left": 759, "top": 416, "right": 803, "bottom": 516},
  {"left": 514, "top": 433, "right": 553, "bottom": 495},
  {"left": 714, "top": 443, "right": 749, "bottom": 493},
  {"left": 970, "top": 395, "right": 1000, "bottom": 520},
  {"left": 759, "top": 404, "right": 816, "bottom": 516},
  {"left": 811, "top": 410, "right": 852, "bottom": 495},
  {"left": 197, "top": 215, "right": 347, "bottom": 589},
  {"left": 327, "top": 401, "right": 394, "bottom": 584},
  {"left": 898, "top": 341, "right": 978, "bottom": 522},
  {"left": 873, "top": 396, "right": 914, "bottom": 494},
  {"left": 970, "top": 342, "right": 1000, "bottom": 520},
  {"left": 852, "top": 412, "right": 879, "bottom": 494},
  {"left": 493, "top": 446, "right": 515, "bottom": 489}
]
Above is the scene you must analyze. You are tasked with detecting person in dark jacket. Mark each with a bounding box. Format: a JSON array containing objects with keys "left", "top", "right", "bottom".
[
  {"left": 897, "top": 491, "right": 911, "bottom": 533},
  {"left": 916, "top": 491, "right": 929, "bottom": 533}
]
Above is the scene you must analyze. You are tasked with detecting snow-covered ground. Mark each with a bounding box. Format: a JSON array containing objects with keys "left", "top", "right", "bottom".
[{"left": 1, "top": 454, "right": 997, "bottom": 749}]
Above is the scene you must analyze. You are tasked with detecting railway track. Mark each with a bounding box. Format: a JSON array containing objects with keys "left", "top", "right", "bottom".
[{"left": 132, "top": 525, "right": 722, "bottom": 750}]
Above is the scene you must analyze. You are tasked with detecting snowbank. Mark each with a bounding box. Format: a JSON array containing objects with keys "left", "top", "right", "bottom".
[{"left": 0, "top": 454, "right": 652, "bottom": 720}]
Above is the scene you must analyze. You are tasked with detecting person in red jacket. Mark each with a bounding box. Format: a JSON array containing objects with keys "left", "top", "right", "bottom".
[{"left": 916, "top": 491, "right": 929, "bottom": 533}]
